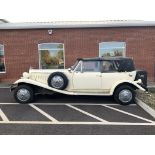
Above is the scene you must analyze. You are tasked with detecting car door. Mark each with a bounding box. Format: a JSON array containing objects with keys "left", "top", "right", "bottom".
[
  {"left": 101, "top": 60, "right": 119, "bottom": 91},
  {"left": 72, "top": 60, "right": 102, "bottom": 92}
]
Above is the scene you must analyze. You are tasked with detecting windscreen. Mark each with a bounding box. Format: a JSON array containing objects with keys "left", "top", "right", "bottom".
[{"left": 71, "top": 60, "right": 79, "bottom": 70}]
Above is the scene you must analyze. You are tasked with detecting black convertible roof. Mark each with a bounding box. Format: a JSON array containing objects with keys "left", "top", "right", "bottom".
[{"left": 77, "top": 57, "right": 133, "bottom": 61}]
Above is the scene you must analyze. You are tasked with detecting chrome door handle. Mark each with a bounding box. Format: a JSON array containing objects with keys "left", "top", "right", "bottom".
[{"left": 129, "top": 73, "right": 133, "bottom": 77}]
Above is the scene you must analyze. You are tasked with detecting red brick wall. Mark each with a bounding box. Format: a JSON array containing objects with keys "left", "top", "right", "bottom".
[{"left": 0, "top": 27, "right": 155, "bottom": 82}]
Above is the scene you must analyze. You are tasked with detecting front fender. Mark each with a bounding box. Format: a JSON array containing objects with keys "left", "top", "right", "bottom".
[
  {"left": 10, "top": 78, "right": 74, "bottom": 95},
  {"left": 110, "top": 80, "right": 145, "bottom": 95}
]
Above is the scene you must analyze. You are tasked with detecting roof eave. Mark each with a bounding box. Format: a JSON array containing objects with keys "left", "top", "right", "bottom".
[{"left": 1, "top": 21, "right": 155, "bottom": 29}]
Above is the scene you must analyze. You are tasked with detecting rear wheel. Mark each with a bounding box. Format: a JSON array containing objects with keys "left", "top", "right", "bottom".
[
  {"left": 114, "top": 85, "right": 135, "bottom": 105},
  {"left": 14, "top": 85, "right": 34, "bottom": 104}
]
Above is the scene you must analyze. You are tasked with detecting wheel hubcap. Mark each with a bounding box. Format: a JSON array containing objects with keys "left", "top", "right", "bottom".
[
  {"left": 118, "top": 89, "right": 132, "bottom": 103},
  {"left": 17, "top": 88, "right": 31, "bottom": 102},
  {"left": 51, "top": 75, "right": 64, "bottom": 89}
]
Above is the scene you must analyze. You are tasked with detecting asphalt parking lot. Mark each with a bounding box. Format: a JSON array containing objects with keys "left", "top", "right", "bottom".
[{"left": 0, "top": 88, "right": 155, "bottom": 135}]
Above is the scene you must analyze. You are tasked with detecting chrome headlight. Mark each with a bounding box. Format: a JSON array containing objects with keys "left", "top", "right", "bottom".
[
  {"left": 23, "top": 72, "right": 30, "bottom": 78},
  {"left": 137, "top": 79, "right": 142, "bottom": 84}
]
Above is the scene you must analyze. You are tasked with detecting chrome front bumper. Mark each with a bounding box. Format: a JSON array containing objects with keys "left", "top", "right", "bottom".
[{"left": 10, "top": 83, "right": 18, "bottom": 91}]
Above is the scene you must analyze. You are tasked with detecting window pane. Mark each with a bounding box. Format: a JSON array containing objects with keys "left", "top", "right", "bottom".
[
  {"left": 0, "top": 50, "right": 4, "bottom": 56},
  {"left": 99, "top": 42, "right": 125, "bottom": 57},
  {"left": 99, "top": 42, "right": 125, "bottom": 49},
  {"left": 39, "top": 49, "right": 64, "bottom": 69},
  {"left": 82, "top": 61, "right": 100, "bottom": 72},
  {"left": 39, "top": 43, "right": 64, "bottom": 69},
  {"left": 39, "top": 43, "right": 63, "bottom": 50},
  {"left": 100, "top": 48, "right": 124, "bottom": 57},
  {"left": 0, "top": 45, "right": 4, "bottom": 51},
  {"left": 0, "top": 44, "right": 5, "bottom": 72},
  {"left": 102, "top": 61, "right": 115, "bottom": 72}
]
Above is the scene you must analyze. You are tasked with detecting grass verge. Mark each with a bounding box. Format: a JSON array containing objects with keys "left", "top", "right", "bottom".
[{"left": 136, "top": 88, "right": 155, "bottom": 110}]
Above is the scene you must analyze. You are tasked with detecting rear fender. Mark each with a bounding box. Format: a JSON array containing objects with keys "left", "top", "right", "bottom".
[{"left": 110, "top": 80, "right": 146, "bottom": 95}]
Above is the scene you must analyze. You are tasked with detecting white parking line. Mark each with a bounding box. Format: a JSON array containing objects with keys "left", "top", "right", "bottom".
[
  {"left": 102, "top": 104, "right": 155, "bottom": 123},
  {"left": 0, "top": 103, "right": 19, "bottom": 105},
  {"left": 0, "top": 121, "right": 155, "bottom": 126},
  {"left": 0, "top": 103, "right": 107, "bottom": 105},
  {"left": 0, "top": 87, "right": 10, "bottom": 89},
  {"left": 66, "top": 104, "right": 108, "bottom": 122},
  {"left": 0, "top": 108, "right": 9, "bottom": 122},
  {"left": 0, "top": 102, "right": 154, "bottom": 126},
  {"left": 103, "top": 103, "right": 136, "bottom": 106},
  {"left": 33, "top": 103, "right": 120, "bottom": 106},
  {"left": 0, "top": 102, "right": 136, "bottom": 106},
  {"left": 32, "top": 103, "right": 136, "bottom": 106},
  {"left": 29, "top": 104, "right": 58, "bottom": 122}
]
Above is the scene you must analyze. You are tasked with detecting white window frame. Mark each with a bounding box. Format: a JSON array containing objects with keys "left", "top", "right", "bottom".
[
  {"left": 0, "top": 44, "right": 6, "bottom": 73},
  {"left": 99, "top": 41, "right": 126, "bottom": 57},
  {"left": 38, "top": 43, "right": 65, "bottom": 69}
]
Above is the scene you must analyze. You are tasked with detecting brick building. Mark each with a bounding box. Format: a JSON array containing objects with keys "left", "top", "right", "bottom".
[{"left": 0, "top": 20, "right": 155, "bottom": 82}]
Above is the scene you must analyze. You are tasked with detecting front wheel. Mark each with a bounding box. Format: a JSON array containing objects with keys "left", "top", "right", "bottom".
[
  {"left": 14, "top": 85, "right": 34, "bottom": 104},
  {"left": 114, "top": 85, "right": 135, "bottom": 105}
]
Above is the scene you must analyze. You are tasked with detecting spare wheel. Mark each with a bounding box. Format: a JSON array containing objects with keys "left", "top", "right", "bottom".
[{"left": 47, "top": 72, "right": 68, "bottom": 90}]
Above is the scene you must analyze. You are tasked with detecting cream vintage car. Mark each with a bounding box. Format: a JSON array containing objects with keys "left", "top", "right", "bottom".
[{"left": 11, "top": 57, "right": 147, "bottom": 105}]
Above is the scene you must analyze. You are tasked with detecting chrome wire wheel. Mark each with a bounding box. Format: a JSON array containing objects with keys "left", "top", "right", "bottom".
[
  {"left": 17, "top": 88, "right": 31, "bottom": 102},
  {"left": 51, "top": 75, "right": 64, "bottom": 89},
  {"left": 118, "top": 89, "right": 133, "bottom": 103}
]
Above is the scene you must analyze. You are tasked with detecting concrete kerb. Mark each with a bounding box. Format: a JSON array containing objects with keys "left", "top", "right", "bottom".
[
  {"left": 148, "top": 82, "right": 155, "bottom": 88},
  {"left": 136, "top": 98, "right": 155, "bottom": 119},
  {"left": 0, "top": 82, "right": 11, "bottom": 88}
]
